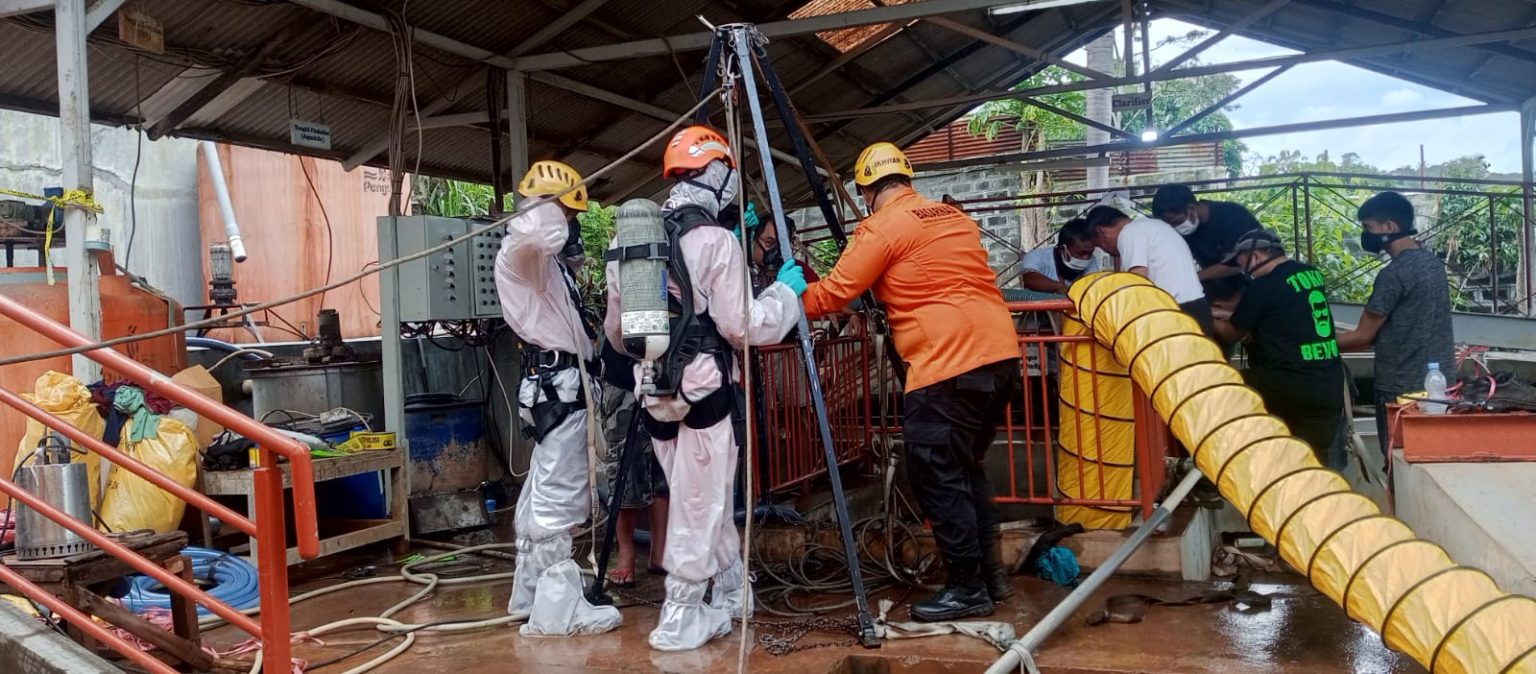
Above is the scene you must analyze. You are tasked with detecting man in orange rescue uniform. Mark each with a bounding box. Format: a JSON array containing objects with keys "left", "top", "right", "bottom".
[{"left": 802, "top": 142, "right": 1021, "bottom": 622}]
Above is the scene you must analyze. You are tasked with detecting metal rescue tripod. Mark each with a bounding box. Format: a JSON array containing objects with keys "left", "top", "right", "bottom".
[{"left": 587, "top": 22, "right": 886, "bottom": 649}]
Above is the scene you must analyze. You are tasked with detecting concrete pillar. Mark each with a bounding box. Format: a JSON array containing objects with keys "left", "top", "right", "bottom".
[
  {"left": 506, "top": 69, "right": 529, "bottom": 197},
  {"left": 1084, "top": 34, "right": 1115, "bottom": 192},
  {"left": 1521, "top": 101, "right": 1534, "bottom": 315},
  {"left": 56, "top": 0, "right": 102, "bottom": 381}
]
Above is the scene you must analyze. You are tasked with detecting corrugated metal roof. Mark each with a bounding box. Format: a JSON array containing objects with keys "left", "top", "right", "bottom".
[{"left": 0, "top": 0, "right": 1529, "bottom": 199}]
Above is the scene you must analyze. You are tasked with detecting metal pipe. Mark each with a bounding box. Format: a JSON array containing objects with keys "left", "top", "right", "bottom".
[
  {"left": 199, "top": 141, "right": 247, "bottom": 262},
  {"left": 0, "top": 291, "right": 320, "bottom": 558},
  {"left": 0, "top": 386, "right": 258, "bottom": 537},
  {"left": 985, "top": 468, "right": 1204, "bottom": 674}
]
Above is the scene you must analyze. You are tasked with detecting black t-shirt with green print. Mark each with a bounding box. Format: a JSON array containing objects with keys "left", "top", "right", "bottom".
[{"left": 1230, "top": 259, "right": 1346, "bottom": 412}]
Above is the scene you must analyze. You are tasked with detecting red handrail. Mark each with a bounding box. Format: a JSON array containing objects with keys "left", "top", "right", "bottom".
[
  {"left": 0, "top": 291, "right": 319, "bottom": 558},
  {"left": 0, "top": 387, "right": 257, "bottom": 537},
  {"left": 0, "top": 562, "right": 178, "bottom": 674},
  {"left": 0, "top": 290, "right": 306, "bottom": 668}
]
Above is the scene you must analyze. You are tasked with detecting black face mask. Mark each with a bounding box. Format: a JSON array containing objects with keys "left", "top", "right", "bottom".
[
  {"left": 561, "top": 217, "right": 584, "bottom": 260},
  {"left": 760, "top": 240, "right": 784, "bottom": 271},
  {"left": 1360, "top": 230, "right": 1413, "bottom": 254}
]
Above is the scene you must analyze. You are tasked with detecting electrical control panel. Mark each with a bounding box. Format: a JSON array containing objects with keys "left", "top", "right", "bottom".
[
  {"left": 383, "top": 215, "right": 473, "bottom": 321},
  {"left": 469, "top": 223, "right": 505, "bottom": 318}
]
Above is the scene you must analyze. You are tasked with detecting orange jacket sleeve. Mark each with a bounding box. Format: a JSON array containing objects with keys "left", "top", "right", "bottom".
[{"left": 802, "top": 229, "right": 890, "bottom": 319}]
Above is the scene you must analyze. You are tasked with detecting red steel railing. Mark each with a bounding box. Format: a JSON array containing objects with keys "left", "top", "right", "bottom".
[
  {"left": 751, "top": 300, "right": 1170, "bottom": 519},
  {"left": 0, "top": 291, "right": 319, "bottom": 672},
  {"left": 755, "top": 336, "right": 873, "bottom": 494}
]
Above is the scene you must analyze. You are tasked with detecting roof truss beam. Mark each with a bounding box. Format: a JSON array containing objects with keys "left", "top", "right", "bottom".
[
  {"left": 84, "top": 0, "right": 126, "bottom": 31},
  {"left": 923, "top": 15, "right": 1112, "bottom": 79},
  {"left": 291, "top": 0, "right": 615, "bottom": 169},
  {"left": 805, "top": 26, "right": 1536, "bottom": 121},
  {"left": 0, "top": 0, "right": 51, "bottom": 19},
  {"left": 1290, "top": 0, "right": 1536, "bottom": 67},
  {"left": 1152, "top": 0, "right": 1291, "bottom": 74},
  {"left": 145, "top": 13, "right": 315, "bottom": 139},
  {"left": 1163, "top": 63, "right": 1291, "bottom": 137},
  {"left": 511, "top": 0, "right": 1114, "bottom": 70},
  {"left": 925, "top": 103, "right": 1515, "bottom": 170}
]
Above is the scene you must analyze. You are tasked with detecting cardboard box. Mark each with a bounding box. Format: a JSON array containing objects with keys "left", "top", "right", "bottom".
[{"left": 171, "top": 365, "right": 224, "bottom": 449}]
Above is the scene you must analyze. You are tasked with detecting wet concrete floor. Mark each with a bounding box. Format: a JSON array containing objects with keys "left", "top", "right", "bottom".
[{"left": 206, "top": 544, "right": 1419, "bottom": 674}]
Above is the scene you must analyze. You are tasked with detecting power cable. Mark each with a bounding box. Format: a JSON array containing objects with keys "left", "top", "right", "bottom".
[
  {"left": 0, "top": 90, "right": 723, "bottom": 369},
  {"left": 298, "top": 157, "right": 335, "bottom": 312}
]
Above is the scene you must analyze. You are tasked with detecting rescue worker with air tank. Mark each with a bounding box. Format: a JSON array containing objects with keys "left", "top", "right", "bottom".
[{"left": 604, "top": 126, "right": 807, "bottom": 651}]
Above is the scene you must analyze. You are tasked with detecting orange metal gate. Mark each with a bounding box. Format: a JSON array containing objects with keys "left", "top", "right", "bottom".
[
  {"left": 751, "top": 301, "right": 1171, "bottom": 520},
  {"left": 0, "top": 292, "right": 319, "bottom": 673}
]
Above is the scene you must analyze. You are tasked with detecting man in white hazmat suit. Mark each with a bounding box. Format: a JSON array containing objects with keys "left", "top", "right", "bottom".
[
  {"left": 496, "top": 160, "right": 621, "bottom": 636},
  {"left": 604, "top": 125, "right": 808, "bottom": 651}
]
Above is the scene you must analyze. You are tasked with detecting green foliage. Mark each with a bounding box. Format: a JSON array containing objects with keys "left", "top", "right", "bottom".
[
  {"left": 414, "top": 177, "right": 511, "bottom": 217},
  {"left": 1226, "top": 151, "right": 1521, "bottom": 311},
  {"left": 1223, "top": 153, "right": 1380, "bottom": 303},
  {"left": 574, "top": 202, "right": 618, "bottom": 318},
  {"left": 966, "top": 42, "right": 1249, "bottom": 179}
]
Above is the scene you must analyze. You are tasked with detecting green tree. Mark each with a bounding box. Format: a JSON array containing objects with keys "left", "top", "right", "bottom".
[
  {"left": 967, "top": 42, "right": 1248, "bottom": 180},
  {"left": 1222, "top": 151, "right": 1382, "bottom": 303}
]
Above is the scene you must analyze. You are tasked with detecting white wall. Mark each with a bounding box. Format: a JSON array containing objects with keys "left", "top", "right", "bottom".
[{"left": 0, "top": 109, "right": 204, "bottom": 308}]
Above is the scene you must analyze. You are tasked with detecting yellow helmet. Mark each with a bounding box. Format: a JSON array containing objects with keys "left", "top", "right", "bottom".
[
  {"left": 517, "top": 160, "right": 589, "bottom": 212},
  {"left": 853, "top": 142, "right": 914, "bottom": 187}
]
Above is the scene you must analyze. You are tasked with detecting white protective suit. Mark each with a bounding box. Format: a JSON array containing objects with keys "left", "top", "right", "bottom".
[
  {"left": 603, "top": 161, "right": 803, "bottom": 651},
  {"left": 495, "top": 200, "right": 621, "bottom": 637}
]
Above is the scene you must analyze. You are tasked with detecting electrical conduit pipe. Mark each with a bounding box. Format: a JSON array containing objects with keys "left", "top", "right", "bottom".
[
  {"left": 199, "top": 141, "right": 247, "bottom": 262},
  {"left": 993, "top": 272, "right": 1536, "bottom": 674}
]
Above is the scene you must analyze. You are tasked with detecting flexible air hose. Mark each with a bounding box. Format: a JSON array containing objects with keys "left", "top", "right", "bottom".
[
  {"left": 1068, "top": 272, "right": 1536, "bottom": 674},
  {"left": 122, "top": 547, "right": 261, "bottom": 617},
  {"left": 1055, "top": 315, "right": 1136, "bottom": 529}
]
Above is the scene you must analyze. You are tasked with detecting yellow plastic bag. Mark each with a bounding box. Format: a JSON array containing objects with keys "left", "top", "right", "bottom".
[
  {"left": 97, "top": 416, "right": 198, "bottom": 534},
  {"left": 13, "top": 371, "right": 106, "bottom": 507}
]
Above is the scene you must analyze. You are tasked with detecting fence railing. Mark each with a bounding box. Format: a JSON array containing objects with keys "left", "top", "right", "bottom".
[
  {"left": 0, "top": 291, "right": 319, "bottom": 672},
  {"left": 750, "top": 300, "right": 1172, "bottom": 520}
]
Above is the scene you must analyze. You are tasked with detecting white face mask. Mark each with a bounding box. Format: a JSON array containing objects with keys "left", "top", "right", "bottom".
[
  {"left": 1172, "top": 213, "right": 1200, "bottom": 236},
  {"left": 1060, "top": 249, "right": 1091, "bottom": 271}
]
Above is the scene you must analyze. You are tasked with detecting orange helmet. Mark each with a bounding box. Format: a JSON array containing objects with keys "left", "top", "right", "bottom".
[{"left": 663, "top": 125, "right": 733, "bottom": 177}]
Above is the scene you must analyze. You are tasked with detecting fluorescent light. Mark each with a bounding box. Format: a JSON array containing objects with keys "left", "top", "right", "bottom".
[
  {"left": 989, "top": 0, "right": 1106, "bottom": 16},
  {"left": 1140, "top": 128, "right": 1159, "bottom": 142}
]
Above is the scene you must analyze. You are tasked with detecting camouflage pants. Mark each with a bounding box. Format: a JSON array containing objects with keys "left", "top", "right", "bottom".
[{"left": 597, "top": 381, "right": 668, "bottom": 509}]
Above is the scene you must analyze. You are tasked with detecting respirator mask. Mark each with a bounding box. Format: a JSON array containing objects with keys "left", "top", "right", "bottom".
[
  {"left": 1172, "top": 213, "right": 1200, "bottom": 236},
  {"left": 1360, "top": 229, "right": 1413, "bottom": 254},
  {"left": 1059, "top": 248, "right": 1091, "bottom": 272}
]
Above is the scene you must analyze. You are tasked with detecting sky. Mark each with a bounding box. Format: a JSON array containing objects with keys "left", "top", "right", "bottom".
[{"left": 1061, "top": 19, "right": 1526, "bottom": 175}]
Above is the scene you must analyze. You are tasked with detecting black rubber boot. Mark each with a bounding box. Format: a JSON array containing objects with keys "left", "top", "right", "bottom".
[
  {"left": 981, "top": 544, "right": 1015, "bottom": 602},
  {"left": 911, "top": 558, "right": 995, "bottom": 622}
]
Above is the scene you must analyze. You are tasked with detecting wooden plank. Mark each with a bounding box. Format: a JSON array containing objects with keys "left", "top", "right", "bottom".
[
  {"left": 76, "top": 591, "right": 214, "bottom": 670},
  {"left": 283, "top": 519, "right": 404, "bottom": 566},
  {"left": 167, "top": 554, "right": 201, "bottom": 648},
  {"left": 201, "top": 450, "right": 404, "bottom": 495}
]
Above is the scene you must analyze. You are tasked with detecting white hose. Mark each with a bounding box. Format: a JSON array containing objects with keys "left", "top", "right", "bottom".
[{"left": 218, "top": 543, "right": 526, "bottom": 673}]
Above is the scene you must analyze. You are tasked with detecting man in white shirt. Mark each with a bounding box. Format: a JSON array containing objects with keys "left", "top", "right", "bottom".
[{"left": 1084, "top": 205, "right": 1215, "bottom": 337}]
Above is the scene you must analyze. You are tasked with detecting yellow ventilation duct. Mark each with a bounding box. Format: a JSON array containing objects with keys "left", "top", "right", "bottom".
[
  {"left": 1055, "top": 316, "right": 1136, "bottom": 529},
  {"left": 1064, "top": 272, "right": 1536, "bottom": 674}
]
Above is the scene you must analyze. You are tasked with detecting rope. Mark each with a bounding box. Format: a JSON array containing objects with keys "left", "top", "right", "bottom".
[
  {"left": 0, "top": 89, "right": 723, "bottom": 369},
  {"left": 0, "top": 187, "right": 103, "bottom": 285}
]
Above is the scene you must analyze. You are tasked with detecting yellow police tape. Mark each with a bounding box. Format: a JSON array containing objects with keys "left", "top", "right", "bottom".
[
  {"left": 0, "top": 187, "right": 103, "bottom": 285},
  {"left": 1055, "top": 315, "right": 1135, "bottom": 529},
  {"left": 1068, "top": 271, "right": 1536, "bottom": 674}
]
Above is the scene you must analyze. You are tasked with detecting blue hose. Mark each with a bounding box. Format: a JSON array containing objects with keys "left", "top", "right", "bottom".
[
  {"left": 186, "top": 337, "right": 265, "bottom": 360},
  {"left": 121, "top": 547, "right": 261, "bottom": 617}
]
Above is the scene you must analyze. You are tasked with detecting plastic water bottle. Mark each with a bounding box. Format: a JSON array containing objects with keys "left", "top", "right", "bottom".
[{"left": 1422, "top": 362, "right": 1448, "bottom": 415}]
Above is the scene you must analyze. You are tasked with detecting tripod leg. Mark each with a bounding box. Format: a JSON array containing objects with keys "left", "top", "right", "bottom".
[
  {"left": 727, "top": 26, "right": 881, "bottom": 649},
  {"left": 694, "top": 37, "right": 725, "bottom": 124},
  {"left": 587, "top": 406, "right": 646, "bottom": 606}
]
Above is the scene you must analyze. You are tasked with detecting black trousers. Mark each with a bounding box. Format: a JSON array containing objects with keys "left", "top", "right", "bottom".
[{"left": 902, "top": 359, "right": 1020, "bottom": 564}]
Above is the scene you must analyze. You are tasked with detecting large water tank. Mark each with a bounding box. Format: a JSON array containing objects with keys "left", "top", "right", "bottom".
[{"left": 0, "top": 267, "right": 186, "bottom": 488}]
